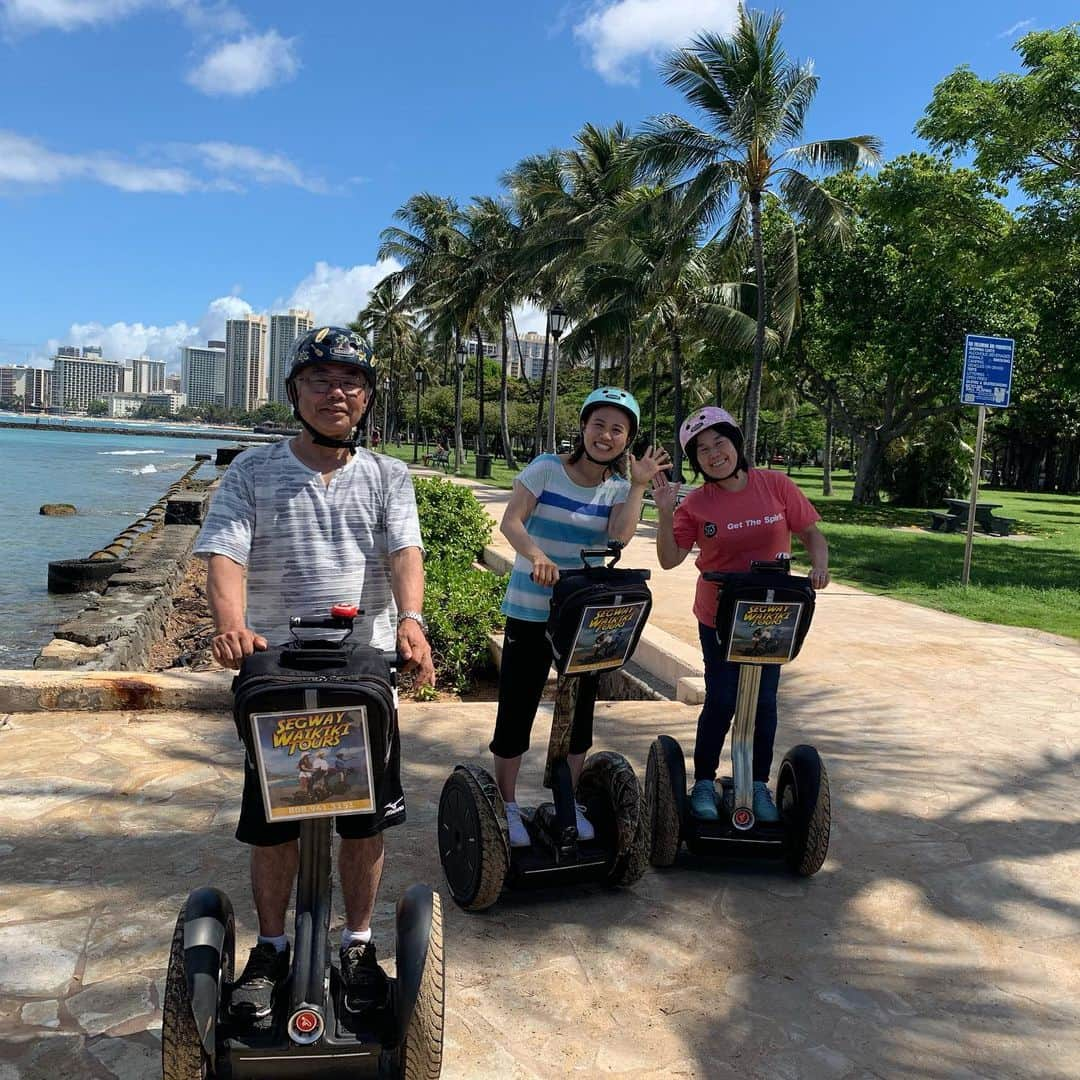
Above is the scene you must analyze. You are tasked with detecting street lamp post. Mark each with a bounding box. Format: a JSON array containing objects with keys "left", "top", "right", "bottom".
[
  {"left": 546, "top": 301, "right": 569, "bottom": 453},
  {"left": 412, "top": 365, "right": 423, "bottom": 463},
  {"left": 382, "top": 376, "right": 390, "bottom": 443},
  {"left": 454, "top": 343, "right": 466, "bottom": 472}
]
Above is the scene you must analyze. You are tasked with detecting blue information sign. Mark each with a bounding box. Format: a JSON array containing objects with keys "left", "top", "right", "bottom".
[{"left": 961, "top": 335, "right": 1014, "bottom": 407}]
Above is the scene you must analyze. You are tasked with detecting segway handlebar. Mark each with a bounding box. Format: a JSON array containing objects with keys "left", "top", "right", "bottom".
[
  {"left": 703, "top": 557, "right": 796, "bottom": 586},
  {"left": 578, "top": 540, "right": 624, "bottom": 568}
]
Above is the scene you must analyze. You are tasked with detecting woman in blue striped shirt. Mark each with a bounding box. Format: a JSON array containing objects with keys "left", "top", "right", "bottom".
[{"left": 491, "top": 387, "right": 670, "bottom": 846}]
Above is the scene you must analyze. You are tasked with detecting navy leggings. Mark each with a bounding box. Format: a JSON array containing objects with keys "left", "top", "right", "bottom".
[{"left": 694, "top": 622, "right": 781, "bottom": 783}]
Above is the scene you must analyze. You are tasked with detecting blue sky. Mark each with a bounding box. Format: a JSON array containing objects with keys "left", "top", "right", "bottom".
[{"left": 0, "top": 0, "right": 1073, "bottom": 370}]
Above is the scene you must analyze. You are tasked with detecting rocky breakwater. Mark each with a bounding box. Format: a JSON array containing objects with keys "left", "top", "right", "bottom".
[{"left": 34, "top": 487, "right": 214, "bottom": 672}]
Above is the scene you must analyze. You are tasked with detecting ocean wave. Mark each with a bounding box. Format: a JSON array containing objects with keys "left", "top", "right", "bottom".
[
  {"left": 98, "top": 449, "right": 166, "bottom": 456},
  {"left": 115, "top": 464, "right": 159, "bottom": 475}
]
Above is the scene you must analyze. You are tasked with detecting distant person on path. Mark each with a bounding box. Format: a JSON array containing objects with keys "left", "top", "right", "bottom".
[
  {"left": 193, "top": 325, "right": 434, "bottom": 1026},
  {"left": 651, "top": 407, "right": 830, "bottom": 823},
  {"left": 492, "top": 387, "right": 670, "bottom": 846}
]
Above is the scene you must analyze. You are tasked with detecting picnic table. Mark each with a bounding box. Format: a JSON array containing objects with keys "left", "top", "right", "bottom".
[{"left": 928, "top": 499, "right": 1016, "bottom": 536}]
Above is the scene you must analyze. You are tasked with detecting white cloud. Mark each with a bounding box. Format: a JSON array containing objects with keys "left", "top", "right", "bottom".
[
  {"left": 574, "top": 0, "right": 739, "bottom": 84},
  {"left": 0, "top": 129, "right": 331, "bottom": 195},
  {"left": 193, "top": 141, "right": 325, "bottom": 194},
  {"left": 0, "top": 0, "right": 245, "bottom": 34},
  {"left": 511, "top": 302, "right": 548, "bottom": 337},
  {"left": 0, "top": 129, "right": 201, "bottom": 193},
  {"left": 186, "top": 29, "right": 299, "bottom": 96},
  {"left": 0, "top": 0, "right": 151, "bottom": 32},
  {"left": 283, "top": 260, "right": 401, "bottom": 328},
  {"left": 997, "top": 18, "right": 1035, "bottom": 39}
]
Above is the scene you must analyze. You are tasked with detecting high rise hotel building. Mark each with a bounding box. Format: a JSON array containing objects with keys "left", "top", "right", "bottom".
[
  {"left": 269, "top": 309, "right": 314, "bottom": 404},
  {"left": 180, "top": 344, "right": 227, "bottom": 407},
  {"left": 50, "top": 351, "right": 126, "bottom": 411},
  {"left": 225, "top": 315, "right": 268, "bottom": 412}
]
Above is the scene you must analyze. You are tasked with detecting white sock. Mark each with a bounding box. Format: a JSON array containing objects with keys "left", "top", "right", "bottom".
[
  {"left": 258, "top": 933, "right": 288, "bottom": 954},
  {"left": 341, "top": 926, "right": 372, "bottom": 949}
]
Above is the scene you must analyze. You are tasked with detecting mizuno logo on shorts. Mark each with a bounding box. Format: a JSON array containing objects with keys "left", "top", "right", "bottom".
[{"left": 384, "top": 797, "right": 405, "bottom": 816}]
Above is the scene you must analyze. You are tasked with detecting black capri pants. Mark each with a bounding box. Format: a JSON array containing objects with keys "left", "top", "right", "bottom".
[{"left": 490, "top": 617, "right": 598, "bottom": 758}]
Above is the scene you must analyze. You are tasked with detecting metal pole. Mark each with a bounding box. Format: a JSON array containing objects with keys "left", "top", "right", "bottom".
[
  {"left": 454, "top": 364, "right": 463, "bottom": 471},
  {"left": 961, "top": 405, "right": 987, "bottom": 587},
  {"left": 546, "top": 335, "right": 560, "bottom": 453},
  {"left": 412, "top": 374, "right": 421, "bottom": 463}
]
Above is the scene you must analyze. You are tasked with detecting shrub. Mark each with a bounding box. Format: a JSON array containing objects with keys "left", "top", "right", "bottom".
[
  {"left": 413, "top": 476, "right": 504, "bottom": 693},
  {"left": 423, "top": 559, "right": 507, "bottom": 693},
  {"left": 882, "top": 417, "right": 971, "bottom": 508},
  {"left": 414, "top": 477, "right": 493, "bottom": 566}
]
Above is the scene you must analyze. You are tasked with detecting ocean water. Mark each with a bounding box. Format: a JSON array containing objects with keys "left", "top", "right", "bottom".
[{"left": 0, "top": 422, "right": 246, "bottom": 668}]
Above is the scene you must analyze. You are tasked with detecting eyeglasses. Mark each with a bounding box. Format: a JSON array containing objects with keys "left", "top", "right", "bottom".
[{"left": 298, "top": 376, "right": 370, "bottom": 396}]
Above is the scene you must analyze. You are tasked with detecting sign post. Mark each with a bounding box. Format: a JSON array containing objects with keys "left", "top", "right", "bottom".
[{"left": 959, "top": 335, "right": 1014, "bottom": 586}]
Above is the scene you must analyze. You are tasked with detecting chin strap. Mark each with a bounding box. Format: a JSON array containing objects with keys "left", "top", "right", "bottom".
[
  {"left": 581, "top": 446, "right": 623, "bottom": 475},
  {"left": 295, "top": 412, "right": 358, "bottom": 454}
]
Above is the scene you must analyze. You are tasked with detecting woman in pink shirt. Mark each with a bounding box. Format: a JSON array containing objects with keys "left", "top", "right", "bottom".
[{"left": 652, "top": 407, "right": 830, "bottom": 821}]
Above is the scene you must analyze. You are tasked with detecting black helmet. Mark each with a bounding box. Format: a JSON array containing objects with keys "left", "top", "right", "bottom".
[
  {"left": 286, "top": 326, "right": 377, "bottom": 454},
  {"left": 286, "top": 326, "right": 376, "bottom": 386}
]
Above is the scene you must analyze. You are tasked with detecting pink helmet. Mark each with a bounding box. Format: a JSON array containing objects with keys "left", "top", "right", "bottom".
[{"left": 678, "top": 406, "right": 740, "bottom": 454}]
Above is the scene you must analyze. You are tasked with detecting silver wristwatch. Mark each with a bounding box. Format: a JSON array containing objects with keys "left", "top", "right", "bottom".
[{"left": 397, "top": 609, "right": 428, "bottom": 633}]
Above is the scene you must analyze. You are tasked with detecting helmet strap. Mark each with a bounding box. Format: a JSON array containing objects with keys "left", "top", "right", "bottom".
[{"left": 289, "top": 381, "right": 358, "bottom": 455}]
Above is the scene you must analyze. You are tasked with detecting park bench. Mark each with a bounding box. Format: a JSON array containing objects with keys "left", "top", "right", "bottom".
[
  {"left": 928, "top": 505, "right": 1016, "bottom": 536},
  {"left": 928, "top": 511, "right": 961, "bottom": 533},
  {"left": 987, "top": 515, "right": 1016, "bottom": 536},
  {"left": 423, "top": 448, "right": 451, "bottom": 472}
]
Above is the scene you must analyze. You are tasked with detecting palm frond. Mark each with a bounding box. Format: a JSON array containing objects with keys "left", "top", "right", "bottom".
[
  {"left": 784, "top": 136, "right": 883, "bottom": 172},
  {"left": 777, "top": 169, "right": 855, "bottom": 241}
]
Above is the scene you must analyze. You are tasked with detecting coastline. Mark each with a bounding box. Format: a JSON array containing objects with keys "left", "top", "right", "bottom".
[{"left": 0, "top": 417, "right": 275, "bottom": 442}]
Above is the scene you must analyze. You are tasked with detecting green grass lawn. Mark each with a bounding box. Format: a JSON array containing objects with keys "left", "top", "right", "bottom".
[
  {"left": 381, "top": 442, "right": 1080, "bottom": 640},
  {"left": 786, "top": 468, "right": 1080, "bottom": 640}
]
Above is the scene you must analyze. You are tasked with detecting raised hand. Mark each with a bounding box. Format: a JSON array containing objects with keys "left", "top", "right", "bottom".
[
  {"left": 629, "top": 444, "right": 672, "bottom": 487},
  {"left": 650, "top": 471, "right": 682, "bottom": 514}
]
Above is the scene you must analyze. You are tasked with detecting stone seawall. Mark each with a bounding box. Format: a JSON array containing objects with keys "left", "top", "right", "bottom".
[{"left": 34, "top": 490, "right": 211, "bottom": 672}]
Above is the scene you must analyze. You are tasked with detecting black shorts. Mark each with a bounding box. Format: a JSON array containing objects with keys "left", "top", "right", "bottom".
[{"left": 235, "top": 728, "right": 406, "bottom": 846}]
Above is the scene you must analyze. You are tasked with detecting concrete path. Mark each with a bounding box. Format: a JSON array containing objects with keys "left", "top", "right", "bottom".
[{"left": 0, "top": 687, "right": 1077, "bottom": 1079}]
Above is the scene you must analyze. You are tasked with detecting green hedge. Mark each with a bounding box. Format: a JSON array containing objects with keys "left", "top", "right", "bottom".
[{"left": 414, "top": 477, "right": 506, "bottom": 693}]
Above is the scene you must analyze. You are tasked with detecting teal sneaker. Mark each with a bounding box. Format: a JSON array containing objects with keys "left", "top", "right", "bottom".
[
  {"left": 690, "top": 779, "right": 719, "bottom": 820},
  {"left": 753, "top": 781, "right": 780, "bottom": 823}
]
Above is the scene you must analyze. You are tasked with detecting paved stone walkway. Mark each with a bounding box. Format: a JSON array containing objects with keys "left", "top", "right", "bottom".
[{"left": 1, "top": 684, "right": 1078, "bottom": 1077}]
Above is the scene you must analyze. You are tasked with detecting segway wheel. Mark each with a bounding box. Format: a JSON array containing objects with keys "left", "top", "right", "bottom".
[
  {"left": 399, "top": 892, "right": 445, "bottom": 1080},
  {"left": 777, "top": 744, "right": 831, "bottom": 877},
  {"left": 577, "top": 751, "right": 648, "bottom": 887},
  {"left": 645, "top": 736, "right": 685, "bottom": 867},
  {"left": 437, "top": 766, "right": 508, "bottom": 911},
  {"left": 162, "top": 908, "right": 229, "bottom": 1079}
]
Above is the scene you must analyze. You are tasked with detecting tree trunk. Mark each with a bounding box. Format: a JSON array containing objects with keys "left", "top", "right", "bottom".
[
  {"left": 744, "top": 189, "right": 767, "bottom": 468},
  {"left": 453, "top": 327, "right": 464, "bottom": 470},
  {"left": 852, "top": 429, "right": 885, "bottom": 505},
  {"left": 593, "top": 337, "right": 601, "bottom": 389},
  {"left": 623, "top": 329, "right": 631, "bottom": 391},
  {"left": 535, "top": 322, "right": 550, "bottom": 455},
  {"left": 476, "top": 325, "right": 486, "bottom": 457},
  {"left": 500, "top": 311, "right": 516, "bottom": 469},
  {"left": 669, "top": 320, "right": 685, "bottom": 478},
  {"left": 650, "top": 357, "right": 658, "bottom": 448},
  {"left": 822, "top": 405, "right": 834, "bottom": 496}
]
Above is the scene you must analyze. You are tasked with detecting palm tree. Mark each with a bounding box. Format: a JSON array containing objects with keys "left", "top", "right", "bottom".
[
  {"left": 631, "top": 6, "right": 882, "bottom": 463},
  {"left": 353, "top": 277, "right": 419, "bottom": 442}
]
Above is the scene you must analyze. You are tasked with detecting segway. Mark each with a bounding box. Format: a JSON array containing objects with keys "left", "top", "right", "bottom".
[
  {"left": 162, "top": 606, "right": 444, "bottom": 1079},
  {"left": 438, "top": 542, "right": 652, "bottom": 911},
  {"left": 646, "top": 559, "right": 830, "bottom": 876}
]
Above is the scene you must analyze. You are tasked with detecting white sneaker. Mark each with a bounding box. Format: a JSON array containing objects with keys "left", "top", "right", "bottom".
[
  {"left": 574, "top": 803, "right": 595, "bottom": 841},
  {"left": 504, "top": 801, "right": 530, "bottom": 847}
]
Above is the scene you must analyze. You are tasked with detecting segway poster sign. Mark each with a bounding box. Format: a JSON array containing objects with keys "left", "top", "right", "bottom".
[
  {"left": 249, "top": 706, "right": 377, "bottom": 823},
  {"left": 961, "top": 335, "right": 1014, "bottom": 407},
  {"left": 565, "top": 600, "right": 648, "bottom": 675},
  {"left": 727, "top": 601, "right": 803, "bottom": 664}
]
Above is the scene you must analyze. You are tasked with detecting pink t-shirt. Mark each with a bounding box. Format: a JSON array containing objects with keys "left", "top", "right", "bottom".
[{"left": 672, "top": 469, "right": 821, "bottom": 627}]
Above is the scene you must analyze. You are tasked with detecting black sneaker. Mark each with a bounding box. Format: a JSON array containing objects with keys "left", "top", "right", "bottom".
[
  {"left": 229, "top": 942, "right": 290, "bottom": 1023},
  {"left": 339, "top": 940, "right": 389, "bottom": 1014}
]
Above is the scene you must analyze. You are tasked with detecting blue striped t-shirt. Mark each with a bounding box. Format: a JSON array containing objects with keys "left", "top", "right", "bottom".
[{"left": 501, "top": 454, "right": 630, "bottom": 622}]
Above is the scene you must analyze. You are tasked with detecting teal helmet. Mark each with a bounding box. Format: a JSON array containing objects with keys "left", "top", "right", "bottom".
[{"left": 580, "top": 386, "right": 640, "bottom": 439}]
